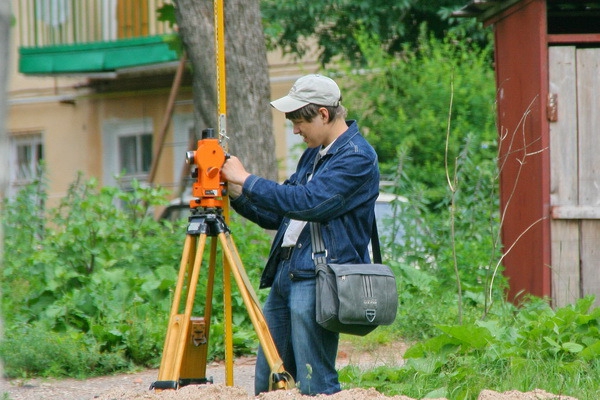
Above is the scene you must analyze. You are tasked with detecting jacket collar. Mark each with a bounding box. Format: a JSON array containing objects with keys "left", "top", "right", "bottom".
[{"left": 328, "top": 120, "right": 359, "bottom": 155}]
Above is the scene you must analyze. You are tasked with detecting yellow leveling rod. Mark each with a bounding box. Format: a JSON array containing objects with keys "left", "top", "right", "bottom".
[{"left": 213, "top": 0, "right": 235, "bottom": 386}]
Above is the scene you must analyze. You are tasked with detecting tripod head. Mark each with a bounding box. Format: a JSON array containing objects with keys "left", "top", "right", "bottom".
[{"left": 185, "top": 128, "right": 227, "bottom": 210}]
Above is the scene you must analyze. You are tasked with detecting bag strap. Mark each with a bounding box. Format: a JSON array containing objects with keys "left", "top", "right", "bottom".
[
  {"left": 371, "top": 219, "right": 383, "bottom": 264},
  {"left": 309, "top": 221, "right": 328, "bottom": 270},
  {"left": 309, "top": 217, "right": 382, "bottom": 270}
]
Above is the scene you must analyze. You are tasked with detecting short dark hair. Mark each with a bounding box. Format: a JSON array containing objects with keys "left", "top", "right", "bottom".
[{"left": 285, "top": 102, "right": 347, "bottom": 123}]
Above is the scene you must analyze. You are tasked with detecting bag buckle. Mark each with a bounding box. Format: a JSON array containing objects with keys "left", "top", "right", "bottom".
[{"left": 311, "top": 250, "right": 327, "bottom": 260}]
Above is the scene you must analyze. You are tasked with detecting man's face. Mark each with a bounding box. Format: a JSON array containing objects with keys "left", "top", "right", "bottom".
[{"left": 290, "top": 109, "right": 328, "bottom": 148}]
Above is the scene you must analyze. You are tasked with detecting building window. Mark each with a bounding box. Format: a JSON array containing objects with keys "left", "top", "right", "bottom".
[
  {"left": 9, "top": 132, "right": 44, "bottom": 194},
  {"left": 118, "top": 133, "right": 152, "bottom": 178},
  {"left": 103, "top": 118, "right": 153, "bottom": 188}
]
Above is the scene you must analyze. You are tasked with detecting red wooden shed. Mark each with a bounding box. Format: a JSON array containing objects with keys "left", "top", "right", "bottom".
[{"left": 456, "top": 0, "right": 600, "bottom": 307}]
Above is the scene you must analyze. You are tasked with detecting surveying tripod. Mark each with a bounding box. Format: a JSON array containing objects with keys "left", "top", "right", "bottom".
[{"left": 151, "top": 128, "right": 295, "bottom": 392}]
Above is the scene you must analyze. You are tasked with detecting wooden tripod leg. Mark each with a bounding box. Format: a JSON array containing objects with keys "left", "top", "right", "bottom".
[
  {"left": 154, "top": 233, "right": 208, "bottom": 389},
  {"left": 180, "top": 236, "right": 218, "bottom": 382},
  {"left": 218, "top": 232, "right": 296, "bottom": 391},
  {"left": 223, "top": 245, "right": 235, "bottom": 386},
  {"left": 155, "top": 234, "right": 195, "bottom": 387}
]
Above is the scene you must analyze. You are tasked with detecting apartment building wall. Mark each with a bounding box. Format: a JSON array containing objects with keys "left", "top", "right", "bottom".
[{"left": 6, "top": 0, "right": 320, "bottom": 207}]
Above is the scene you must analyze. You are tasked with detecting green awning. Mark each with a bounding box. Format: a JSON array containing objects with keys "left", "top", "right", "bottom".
[{"left": 19, "top": 34, "right": 181, "bottom": 75}]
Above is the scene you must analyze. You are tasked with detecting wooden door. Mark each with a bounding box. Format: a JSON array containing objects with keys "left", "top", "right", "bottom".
[{"left": 549, "top": 46, "right": 600, "bottom": 308}]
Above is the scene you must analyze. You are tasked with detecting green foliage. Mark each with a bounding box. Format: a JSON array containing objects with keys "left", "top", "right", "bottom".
[
  {"left": 341, "top": 30, "right": 497, "bottom": 204},
  {"left": 339, "top": 297, "right": 600, "bottom": 400},
  {"left": 332, "top": 33, "right": 505, "bottom": 342},
  {"left": 372, "top": 154, "right": 500, "bottom": 342},
  {"left": 260, "top": 0, "right": 489, "bottom": 66},
  {"left": 156, "top": 3, "right": 176, "bottom": 29},
  {"left": 1, "top": 174, "right": 272, "bottom": 378},
  {"left": 0, "top": 324, "right": 131, "bottom": 378}
]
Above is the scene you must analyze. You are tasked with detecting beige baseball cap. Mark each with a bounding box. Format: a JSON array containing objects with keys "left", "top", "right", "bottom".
[{"left": 270, "top": 74, "right": 341, "bottom": 113}]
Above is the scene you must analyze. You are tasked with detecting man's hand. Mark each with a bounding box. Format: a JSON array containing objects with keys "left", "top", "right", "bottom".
[{"left": 222, "top": 155, "right": 251, "bottom": 187}]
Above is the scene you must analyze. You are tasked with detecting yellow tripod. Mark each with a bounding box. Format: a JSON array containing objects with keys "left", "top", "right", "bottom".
[{"left": 151, "top": 130, "right": 295, "bottom": 392}]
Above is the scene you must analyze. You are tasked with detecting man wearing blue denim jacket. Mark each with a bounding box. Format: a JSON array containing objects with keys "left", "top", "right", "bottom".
[{"left": 221, "top": 74, "right": 379, "bottom": 395}]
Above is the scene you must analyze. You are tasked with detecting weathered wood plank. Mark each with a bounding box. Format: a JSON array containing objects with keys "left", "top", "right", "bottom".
[
  {"left": 548, "top": 46, "right": 580, "bottom": 307},
  {"left": 577, "top": 48, "right": 600, "bottom": 308},
  {"left": 549, "top": 46, "right": 577, "bottom": 207},
  {"left": 550, "top": 220, "right": 581, "bottom": 307},
  {"left": 577, "top": 48, "right": 600, "bottom": 206},
  {"left": 552, "top": 205, "right": 600, "bottom": 220},
  {"left": 581, "top": 221, "right": 600, "bottom": 308}
]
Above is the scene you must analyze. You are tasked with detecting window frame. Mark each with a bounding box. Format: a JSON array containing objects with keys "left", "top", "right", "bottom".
[
  {"left": 8, "top": 130, "right": 44, "bottom": 196},
  {"left": 103, "top": 118, "right": 153, "bottom": 188}
]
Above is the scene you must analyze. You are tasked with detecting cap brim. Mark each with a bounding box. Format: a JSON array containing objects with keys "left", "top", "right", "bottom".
[{"left": 270, "top": 95, "right": 309, "bottom": 113}]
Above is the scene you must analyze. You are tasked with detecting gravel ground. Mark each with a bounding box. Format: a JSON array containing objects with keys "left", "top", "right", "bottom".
[{"left": 0, "top": 342, "right": 578, "bottom": 400}]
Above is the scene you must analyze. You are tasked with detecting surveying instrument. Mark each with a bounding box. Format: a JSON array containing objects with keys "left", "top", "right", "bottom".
[
  {"left": 151, "top": 128, "right": 294, "bottom": 391},
  {"left": 151, "top": 0, "right": 294, "bottom": 393}
]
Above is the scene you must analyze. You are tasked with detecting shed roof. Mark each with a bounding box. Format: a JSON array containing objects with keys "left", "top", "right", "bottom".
[
  {"left": 453, "top": 0, "right": 519, "bottom": 20},
  {"left": 454, "top": 0, "right": 600, "bottom": 22}
]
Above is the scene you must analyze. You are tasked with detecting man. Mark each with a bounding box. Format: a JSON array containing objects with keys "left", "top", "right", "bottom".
[{"left": 221, "top": 74, "right": 379, "bottom": 395}]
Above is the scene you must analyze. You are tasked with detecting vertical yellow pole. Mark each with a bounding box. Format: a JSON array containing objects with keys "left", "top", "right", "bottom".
[
  {"left": 214, "top": 0, "right": 227, "bottom": 150},
  {"left": 223, "top": 240, "right": 234, "bottom": 387},
  {"left": 214, "top": 0, "right": 234, "bottom": 387}
]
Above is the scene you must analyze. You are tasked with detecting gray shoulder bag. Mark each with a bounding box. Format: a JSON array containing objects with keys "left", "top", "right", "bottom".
[{"left": 309, "top": 220, "right": 398, "bottom": 336}]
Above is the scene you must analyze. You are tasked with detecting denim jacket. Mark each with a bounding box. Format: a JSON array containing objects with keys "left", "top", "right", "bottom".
[{"left": 230, "top": 120, "right": 380, "bottom": 288}]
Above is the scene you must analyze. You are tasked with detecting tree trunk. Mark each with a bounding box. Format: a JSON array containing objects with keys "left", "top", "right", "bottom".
[{"left": 174, "top": 0, "right": 277, "bottom": 181}]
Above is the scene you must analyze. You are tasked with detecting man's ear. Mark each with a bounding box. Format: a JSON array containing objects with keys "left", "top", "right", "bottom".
[{"left": 319, "top": 107, "right": 330, "bottom": 123}]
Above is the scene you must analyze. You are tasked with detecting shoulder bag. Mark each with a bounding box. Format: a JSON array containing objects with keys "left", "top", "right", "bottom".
[{"left": 310, "top": 220, "right": 398, "bottom": 336}]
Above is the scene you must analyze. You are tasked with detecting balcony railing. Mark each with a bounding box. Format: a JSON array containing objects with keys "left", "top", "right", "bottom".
[{"left": 17, "top": 0, "right": 174, "bottom": 48}]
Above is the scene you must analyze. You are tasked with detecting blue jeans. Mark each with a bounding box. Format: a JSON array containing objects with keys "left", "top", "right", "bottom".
[{"left": 254, "top": 259, "right": 341, "bottom": 395}]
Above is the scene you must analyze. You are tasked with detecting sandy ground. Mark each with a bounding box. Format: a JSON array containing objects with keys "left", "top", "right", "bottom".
[{"left": 0, "top": 342, "right": 578, "bottom": 400}]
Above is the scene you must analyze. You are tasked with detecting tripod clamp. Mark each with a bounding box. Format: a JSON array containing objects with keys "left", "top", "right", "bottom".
[{"left": 186, "top": 207, "right": 230, "bottom": 237}]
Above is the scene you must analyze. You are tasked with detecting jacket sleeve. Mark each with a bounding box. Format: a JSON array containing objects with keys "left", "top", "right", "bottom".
[
  {"left": 229, "top": 191, "right": 283, "bottom": 230},
  {"left": 241, "top": 149, "right": 378, "bottom": 223}
]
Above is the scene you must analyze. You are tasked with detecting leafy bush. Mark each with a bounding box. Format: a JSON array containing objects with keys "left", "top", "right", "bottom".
[
  {"left": 0, "top": 324, "right": 131, "bottom": 378},
  {"left": 1, "top": 173, "right": 271, "bottom": 378},
  {"left": 365, "top": 117, "right": 503, "bottom": 341},
  {"left": 328, "top": 29, "right": 506, "bottom": 340},
  {"left": 341, "top": 28, "right": 497, "bottom": 204},
  {"left": 340, "top": 296, "right": 600, "bottom": 400}
]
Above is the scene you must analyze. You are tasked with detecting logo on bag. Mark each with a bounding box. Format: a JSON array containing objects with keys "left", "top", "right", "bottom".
[
  {"left": 364, "top": 298, "right": 377, "bottom": 322},
  {"left": 366, "top": 309, "right": 376, "bottom": 322}
]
